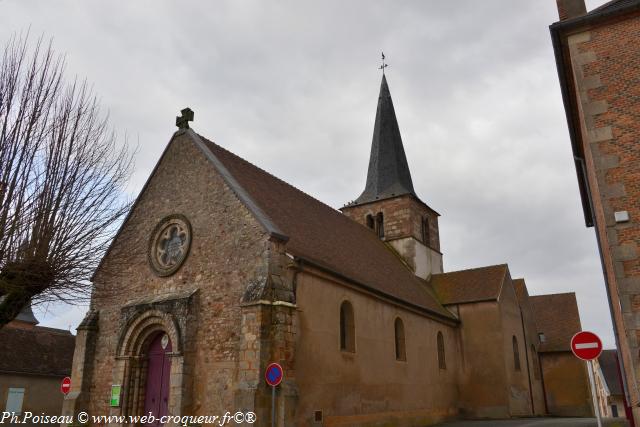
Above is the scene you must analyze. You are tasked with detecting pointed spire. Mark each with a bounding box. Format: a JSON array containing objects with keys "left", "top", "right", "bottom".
[{"left": 353, "top": 75, "right": 416, "bottom": 205}]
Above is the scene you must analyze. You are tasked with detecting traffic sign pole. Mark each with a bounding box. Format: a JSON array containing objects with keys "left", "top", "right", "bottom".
[
  {"left": 264, "top": 363, "right": 284, "bottom": 427},
  {"left": 570, "top": 331, "right": 604, "bottom": 427},
  {"left": 271, "top": 384, "right": 276, "bottom": 427},
  {"left": 588, "top": 359, "right": 603, "bottom": 427}
]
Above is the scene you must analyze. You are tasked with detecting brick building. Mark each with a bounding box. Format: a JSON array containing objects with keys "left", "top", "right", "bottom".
[
  {"left": 551, "top": 0, "right": 640, "bottom": 423},
  {"left": 0, "top": 303, "right": 75, "bottom": 426},
  {"left": 62, "top": 75, "right": 592, "bottom": 426}
]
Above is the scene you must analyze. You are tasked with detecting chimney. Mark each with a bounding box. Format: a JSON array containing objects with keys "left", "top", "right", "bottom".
[{"left": 556, "top": 0, "right": 587, "bottom": 20}]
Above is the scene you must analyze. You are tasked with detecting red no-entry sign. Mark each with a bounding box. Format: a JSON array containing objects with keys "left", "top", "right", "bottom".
[
  {"left": 61, "top": 377, "right": 71, "bottom": 395},
  {"left": 571, "top": 331, "right": 603, "bottom": 361}
]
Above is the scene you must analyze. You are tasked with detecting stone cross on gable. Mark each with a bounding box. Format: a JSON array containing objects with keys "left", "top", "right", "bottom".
[{"left": 176, "top": 107, "right": 194, "bottom": 129}]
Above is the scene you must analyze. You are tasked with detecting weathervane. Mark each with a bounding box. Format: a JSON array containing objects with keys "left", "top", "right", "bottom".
[{"left": 379, "top": 52, "right": 388, "bottom": 74}]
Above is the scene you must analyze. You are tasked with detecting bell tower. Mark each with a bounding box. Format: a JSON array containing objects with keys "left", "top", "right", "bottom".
[{"left": 341, "top": 75, "right": 443, "bottom": 279}]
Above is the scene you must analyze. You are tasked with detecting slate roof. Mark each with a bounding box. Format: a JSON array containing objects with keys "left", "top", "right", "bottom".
[
  {"left": 530, "top": 293, "right": 582, "bottom": 352},
  {"left": 429, "top": 264, "right": 508, "bottom": 305},
  {"left": 599, "top": 349, "right": 623, "bottom": 395},
  {"left": 191, "top": 131, "right": 455, "bottom": 321},
  {"left": 352, "top": 75, "right": 417, "bottom": 206},
  {"left": 0, "top": 325, "right": 75, "bottom": 376}
]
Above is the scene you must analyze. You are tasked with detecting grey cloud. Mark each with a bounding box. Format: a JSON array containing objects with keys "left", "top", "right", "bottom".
[{"left": 0, "top": 0, "right": 615, "bottom": 346}]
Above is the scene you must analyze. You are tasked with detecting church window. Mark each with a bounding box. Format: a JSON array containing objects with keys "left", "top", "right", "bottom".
[
  {"left": 513, "top": 336, "right": 521, "bottom": 371},
  {"left": 340, "top": 301, "right": 355, "bottom": 352},
  {"left": 538, "top": 332, "right": 546, "bottom": 343},
  {"left": 437, "top": 331, "right": 446, "bottom": 370},
  {"left": 421, "top": 216, "right": 430, "bottom": 246},
  {"left": 376, "top": 212, "right": 384, "bottom": 238},
  {"left": 531, "top": 344, "right": 540, "bottom": 380},
  {"left": 394, "top": 317, "right": 406, "bottom": 361},
  {"left": 149, "top": 214, "right": 192, "bottom": 277},
  {"left": 366, "top": 214, "right": 374, "bottom": 230}
]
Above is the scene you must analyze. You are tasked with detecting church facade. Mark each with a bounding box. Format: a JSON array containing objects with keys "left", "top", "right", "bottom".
[{"left": 62, "top": 76, "right": 591, "bottom": 426}]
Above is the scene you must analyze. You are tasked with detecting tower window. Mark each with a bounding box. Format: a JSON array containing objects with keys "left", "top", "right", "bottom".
[
  {"left": 437, "top": 331, "right": 446, "bottom": 370},
  {"left": 394, "top": 317, "right": 406, "bottom": 361},
  {"left": 376, "top": 212, "right": 384, "bottom": 238},
  {"left": 513, "top": 336, "right": 521, "bottom": 371},
  {"left": 366, "top": 214, "right": 374, "bottom": 230},
  {"left": 538, "top": 332, "right": 546, "bottom": 343},
  {"left": 340, "top": 301, "right": 355, "bottom": 352},
  {"left": 421, "top": 216, "right": 430, "bottom": 246}
]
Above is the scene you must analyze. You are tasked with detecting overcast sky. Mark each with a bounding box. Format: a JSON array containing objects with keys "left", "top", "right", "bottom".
[{"left": 1, "top": 0, "right": 616, "bottom": 347}]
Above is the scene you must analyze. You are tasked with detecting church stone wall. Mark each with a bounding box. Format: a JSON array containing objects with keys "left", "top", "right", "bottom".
[
  {"left": 455, "top": 276, "right": 534, "bottom": 419},
  {"left": 455, "top": 300, "right": 509, "bottom": 418},
  {"left": 342, "top": 195, "right": 440, "bottom": 251},
  {"left": 293, "top": 267, "right": 459, "bottom": 427},
  {"left": 84, "top": 132, "right": 272, "bottom": 420},
  {"left": 497, "top": 275, "right": 535, "bottom": 416}
]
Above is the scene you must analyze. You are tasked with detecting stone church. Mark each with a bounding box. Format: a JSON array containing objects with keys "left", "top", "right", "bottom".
[{"left": 62, "top": 75, "right": 592, "bottom": 426}]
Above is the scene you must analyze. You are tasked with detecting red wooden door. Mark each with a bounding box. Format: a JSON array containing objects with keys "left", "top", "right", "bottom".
[{"left": 144, "top": 333, "right": 172, "bottom": 426}]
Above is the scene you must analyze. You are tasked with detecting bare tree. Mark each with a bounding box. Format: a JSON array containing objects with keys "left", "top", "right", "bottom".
[{"left": 0, "top": 33, "right": 133, "bottom": 328}]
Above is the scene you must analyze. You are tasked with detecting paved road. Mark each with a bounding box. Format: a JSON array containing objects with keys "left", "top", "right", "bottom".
[{"left": 434, "top": 418, "right": 629, "bottom": 427}]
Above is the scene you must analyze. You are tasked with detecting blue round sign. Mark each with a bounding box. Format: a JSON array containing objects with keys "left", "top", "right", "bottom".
[{"left": 265, "top": 362, "right": 284, "bottom": 387}]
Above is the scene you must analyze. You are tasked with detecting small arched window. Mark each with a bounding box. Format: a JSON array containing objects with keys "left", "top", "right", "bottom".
[
  {"left": 340, "top": 301, "right": 355, "bottom": 352},
  {"left": 376, "top": 212, "right": 384, "bottom": 238},
  {"left": 513, "top": 336, "right": 521, "bottom": 371},
  {"left": 421, "top": 216, "right": 430, "bottom": 246},
  {"left": 437, "top": 331, "right": 446, "bottom": 370},
  {"left": 394, "top": 317, "right": 406, "bottom": 361},
  {"left": 366, "top": 214, "right": 374, "bottom": 230},
  {"left": 531, "top": 344, "right": 540, "bottom": 379}
]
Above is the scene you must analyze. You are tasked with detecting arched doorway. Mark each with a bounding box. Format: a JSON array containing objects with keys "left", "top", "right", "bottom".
[{"left": 144, "top": 332, "right": 172, "bottom": 426}]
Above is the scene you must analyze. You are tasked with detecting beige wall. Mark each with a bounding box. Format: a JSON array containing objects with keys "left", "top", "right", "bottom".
[
  {"left": 540, "top": 352, "right": 592, "bottom": 417},
  {"left": 0, "top": 374, "right": 65, "bottom": 426},
  {"left": 454, "top": 275, "right": 539, "bottom": 418},
  {"left": 498, "top": 278, "right": 535, "bottom": 416},
  {"left": 294, "top": 268, "right": 459, "bottom": 427}
]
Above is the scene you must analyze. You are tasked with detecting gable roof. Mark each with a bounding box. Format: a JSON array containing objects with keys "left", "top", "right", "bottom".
[
  {"left": 599, "top": 349, "right": 623, "bottom": 395},
  {"left": 429, "top": 264, "right": 508, "bottom": 305},
  {"left": 0, "top": 325, "right": 75, "bottom": 376},
  {"left": 187, "top": 131, "right": 455, "bottom": 321},
  {"left": 530, "top": 292, "right": 582, "bottom": 352}
]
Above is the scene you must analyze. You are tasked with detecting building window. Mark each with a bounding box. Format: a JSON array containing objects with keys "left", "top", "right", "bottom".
[
  {"left": 366, "top": 214, "right": 374, "bottom": 230},
  {"left": 376, "top": 212, "right": 384, "bottom": 238},
  {"left": 395, "top": 317, "right": 406, "bottom": 361},
  {"left": 5, "top": 388, "right": 25, "bottom": 414},
  {"left": 513, "top": 336, "right": 521, "bottom": 371},
  {"left": 531, "top": 344, "right": 540, "bottom": 380},
  {"left": 421, "top": 216, "right": 430, "bottom": 246},
  {"left": 538, "top": 332, "right": 546, "bottom": 343},
  {"left": 437, "top": 331, "right": 446, "bottom": 370},
  {"left": 340, "top": 301, "right": 355, "bottom": 352}
]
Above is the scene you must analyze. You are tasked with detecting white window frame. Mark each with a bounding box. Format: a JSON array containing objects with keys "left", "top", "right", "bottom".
[{"left": 5, "top": 387, "right": 25, "bottom": 414}]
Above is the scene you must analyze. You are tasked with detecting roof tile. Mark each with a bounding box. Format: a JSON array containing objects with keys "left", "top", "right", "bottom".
[{"left": 530, "top": 293, "right": 582, "bottom": 352}]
